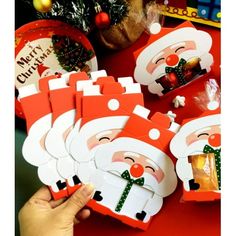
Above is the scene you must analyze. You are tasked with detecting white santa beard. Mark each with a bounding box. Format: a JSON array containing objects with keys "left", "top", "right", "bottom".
[
  {"left": 22, "top": 115, "right": 53, "bottom": 166},
  {"left": 105, "top": 161, "right": 174, "bottom": 197},
  {"left": 38, "top": 159, "right": 65, "bottom": 192}
]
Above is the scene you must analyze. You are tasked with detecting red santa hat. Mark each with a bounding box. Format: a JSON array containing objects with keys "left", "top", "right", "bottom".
[
  {"left": 18, "top": 84, "right": 52, "bottom": 133},
  {"left": 48, "top": 71, "right": 90, "bottom": 122},
  {"left": 38, "top": 64, "right": 50, "bottom": 77},
  {"left": 170, "top": 108, "right": 220, "bottom": 158},
  {"left": 80, "top": 80, "right": 144, "bottom": 126},
  {"left": 134, "top": 21, "right": 212, "bottom": 85},
  {"left": 118, "top": 105, "right": 177, "bottom": 160},
  {"left": 69, "top": 80, "right": 144, "bottom": 162}
]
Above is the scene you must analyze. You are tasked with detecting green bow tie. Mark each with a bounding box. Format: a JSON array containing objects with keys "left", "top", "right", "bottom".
[
  {"left": 115, "top": 170, "right": 144, "bottom": 212},
  {"left": 203, "top": 144, "right": 221, "bottom": 190},
  {"left": 121, "top": 170, "right": 144, "bottom": 185},
  {"left": 165, "top": 58, "right": 187, "bottom": 85}
]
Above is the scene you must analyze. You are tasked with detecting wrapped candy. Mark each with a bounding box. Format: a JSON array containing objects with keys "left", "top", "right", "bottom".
[
  {"left": 142, "top": 1, "right": 166, "bottom": 34},
  {"left": 188, "top": 153, "right": 219, "bottom": 191},
  {"left": 194, "top": 78, "right": 221, "bottom": 111}
]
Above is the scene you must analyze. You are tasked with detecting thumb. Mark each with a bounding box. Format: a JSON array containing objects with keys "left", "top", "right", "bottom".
[{"left": 62, "top": 184, "right": 94, "bottom": 218}]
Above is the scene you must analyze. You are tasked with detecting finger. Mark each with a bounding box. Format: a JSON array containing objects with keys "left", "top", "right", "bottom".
[
  {"left": 76, "top": 208, "right": 91, "bottom": 221},
  {"left": 30, "top": 186, "right": 52, "bottom": 202},
  {"left": 49, "top": 197, "right": 66, "bottom": 209},
  {"left": 74, "top": 217, "right": 80, "bottom": 225},
  {"left": 61, "top": 184, "right": 94, "bottom": 217},
  {"left": 74, "top": 209, "right": 91, "bottom": 225}
]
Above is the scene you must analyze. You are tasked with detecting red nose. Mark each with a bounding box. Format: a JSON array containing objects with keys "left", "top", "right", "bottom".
[
  {"left": 130, "top": 163, "right": 144, "bottom": 178},
  {"left": 166, "top": 54, "right": 179, "bottom": 66},
  {"left": 208, "top": 133, "right": 221, "bottom": 147}
]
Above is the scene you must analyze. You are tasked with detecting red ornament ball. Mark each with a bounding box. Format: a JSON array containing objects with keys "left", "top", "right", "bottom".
[{"left": 95, "top": 12, "right": 111, "bottom": 29}]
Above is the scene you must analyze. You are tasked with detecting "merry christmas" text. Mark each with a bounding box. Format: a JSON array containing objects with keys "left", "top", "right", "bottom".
[{"left": 16, "top": 44, "right": 54, "bottom": 84}]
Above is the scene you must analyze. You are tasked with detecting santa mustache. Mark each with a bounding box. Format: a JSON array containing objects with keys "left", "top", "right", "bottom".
[
  {"left": 105, "top": 161, "right": 161, "bottom": 194},
  {"left": 150, "top": 49, "right": 208, "bottom": 84},
  {"left": 183, "top": 139, "right": 210, "bottom": 157}
]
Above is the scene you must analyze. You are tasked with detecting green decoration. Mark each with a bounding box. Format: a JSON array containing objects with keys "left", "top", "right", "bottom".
[
  {"left": 165, "top": 58, "right": 187, "bottom": 85},
  {"left": 115, "top": 170, "right": 144, "bottom": 213},
  {"left": 23, "top": 0, "right": 129, "bottom": 33},
  {"left": 203, "top": 144, "right": 221, "bottom": 190},
  {"left": 52, "top": 34, "right": 94, "bottom": 72}
]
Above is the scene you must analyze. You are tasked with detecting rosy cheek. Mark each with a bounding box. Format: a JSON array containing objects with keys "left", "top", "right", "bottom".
[
  {"left": 112, "top": 155, "right": 124, "bottom": 162},
  {"left": 40, "top": 133, "right": 48, "bottom": 150},
  {"left": 146, "top": 63, "right": 157, "bottom": 74},
  {"left": 152, "top": 169, "right": 164, "bottom": 183},
  {"left": 186, "top": 134, "right": 198, "bottom": 146},
  {"left": 63, "top": 126, "right": 73, "bottom": 141},
  {"left": 87, "top": 141, "right": 99, "bottom": 150}
]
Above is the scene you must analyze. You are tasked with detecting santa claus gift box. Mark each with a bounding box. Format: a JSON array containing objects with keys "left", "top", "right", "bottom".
[
  {"left": 170, "top": 107, "right": 221, "bottom": 201},
  {"left": 18, "top": 69, "right": 179, "bottom": 229},
  {"left": 133, "top": 21, "right": 214, "bottom": 97},
  {"left": 86, "top": 104, "right": 179, "bottom": 230}
]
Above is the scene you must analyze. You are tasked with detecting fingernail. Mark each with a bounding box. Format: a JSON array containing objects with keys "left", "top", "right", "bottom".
[{"left": 81, "top": 184, "right": 94, "bottom": 197}]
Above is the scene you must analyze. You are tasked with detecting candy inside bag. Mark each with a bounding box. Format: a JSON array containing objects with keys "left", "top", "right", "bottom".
[
  {"left": 194, "top": 79, "right": 221, "bottom": 111},
  {"left": 188, "top": 153, "right": 219, "bottom": 191}
]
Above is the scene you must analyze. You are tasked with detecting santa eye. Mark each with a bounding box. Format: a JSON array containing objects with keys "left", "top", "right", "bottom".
[
  {"left": 98, "top": 137, "right": 110, "bottom": 141},
  {"left": 175, "top": 46, "right": 185, "bottom": 53},
  {"left": 155, "top": 58, "right": 165, "bottom": 64},
  {"left": 197, "top": 133, "right": 209, "bottom": 138},
  {"left": 145, "top": 166, "right": 155, "bottom": 172},
  {"left": 124, "top": 156, "right": 135, "bottom": 162}
]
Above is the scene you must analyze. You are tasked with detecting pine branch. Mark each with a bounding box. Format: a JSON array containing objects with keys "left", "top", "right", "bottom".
[
  {"left": 21, "top": 0, "right": 129, "bottom": 32},
  {"left": 99, "top": 0, "right": 129, "bottom": 25}
]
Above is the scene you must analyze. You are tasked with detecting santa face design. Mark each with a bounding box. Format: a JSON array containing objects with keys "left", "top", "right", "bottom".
[
  {"left": 185, "top": 125, "right": 221, "bottom": 156},
  {"left": 22, "top": 115, "right": 67, "bottom": 195},
  {"left": 112, "top": 151, "right": 164, "bottom": 184},
  {"left": 70, "top": 124, "right": 124, "bottom": 183},
  {"left": 69, "top": 116, "right": 129, "bottom": 163},
  {"left": 87, "top": 129, "right": 122, "bottom": 150},
  {"left": 134, "top": 24, "right": 214, "bottom": 95},
  {"left": 91, "top": 137, "right": 177, "bottom": 222},
  {"left": 170, "top": 119, "right": 221, "bottom": 192},
  {"left": 146, "top": 40, "right": 210, "bottom": 94},
  {"left": 41, "top": 68, "right": 66, "bottom": 78},
  {"left": 146, "top": 41, "right": 196, "bottom": 75}
]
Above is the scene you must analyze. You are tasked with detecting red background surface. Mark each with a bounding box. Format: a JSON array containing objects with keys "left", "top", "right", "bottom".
[{"left": 74, "top": 20, "right": 221, "bottom": 236}]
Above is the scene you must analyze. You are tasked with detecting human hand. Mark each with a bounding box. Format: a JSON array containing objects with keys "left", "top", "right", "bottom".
[{"left": 18, "top": 184, "right": 94, "bottom": 236}]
